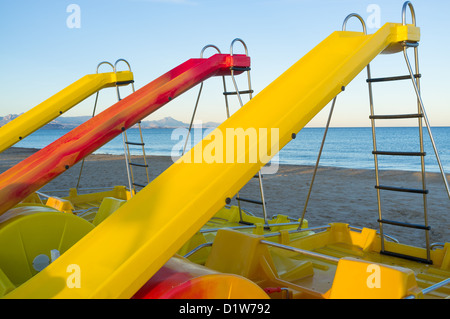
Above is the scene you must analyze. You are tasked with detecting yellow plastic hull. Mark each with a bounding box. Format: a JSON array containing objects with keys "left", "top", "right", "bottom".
[{"left": 204, "top": 224, "right": 449, "bottom": 299}]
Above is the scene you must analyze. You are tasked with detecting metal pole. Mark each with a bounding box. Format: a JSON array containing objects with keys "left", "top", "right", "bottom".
[
  {"left": 298, "top": 97, "right": 337, "bottom": 230},
  {"left": 403, "top": 47, "right": 450, "bottom": 202},
  {"left": 122, "top": 131, "right": 134, "bottom": 196},
  {"left": 367, "top": 62, "right": 385, "bottom": 252},
  {"left": 405, "top": 44, "right": 431, "bottom": 261},
  {"left": 182, "top": 82, "right": 204, "bottom": 155},
  {"left": 261, "top": 240, "right": 339, "bottom": 263},
  {"left": 421, "top": 278, "right": 450, "bottom": 296}
]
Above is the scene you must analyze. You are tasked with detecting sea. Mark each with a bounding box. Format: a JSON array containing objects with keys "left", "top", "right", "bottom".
[{"left": 12, "top": 126, "right": 450, "bottom": 174}]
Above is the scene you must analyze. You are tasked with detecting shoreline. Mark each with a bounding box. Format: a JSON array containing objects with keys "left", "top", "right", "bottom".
[
  {"left": 4, "top": 146, "right": 450, "bottom": 175},
  {"left": 1, "top": 147, "right": 449, "bottom": 247}
]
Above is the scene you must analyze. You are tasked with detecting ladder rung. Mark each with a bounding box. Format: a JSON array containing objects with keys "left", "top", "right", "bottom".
[
  {"left": 377, "top": 219, "right": 431, "bottom": 230},
  {"left": 369, "top": 113, "right": 423, "bottom": 120},
  {"left": 125, "top": 141, "right": 145, "bottom": 146},
  {"left": 372, "top": 151, "right": 426, "bottom": 157},
  {"left": 223, "top": 90, "right": 254, "bottom": 96},
  {"left": 230, "top": 66, "right": 251, "bottom": 72},
  {"left": 132, "top": 182, "right": 147, "bottom": 188},
  {"left": 375, "top": 185, "right": 429, "bottom": 194},
  {"left": 129, "top": 162, "right": 149, "bottom": 168},
  {"left": 116, "top": 80, "right": 135, "bottom": 86},
  {"left": 236, "top": 197, "right": 266, "bottom": 205},
  {"left": 402, "top": 41, "right": 419, "bottom": 48},
  {"left": 380, "top": 250, "right": 432, "bottom": 265},
  {"left": 367, "top": 74, "right": 421, "bottom": 83}
]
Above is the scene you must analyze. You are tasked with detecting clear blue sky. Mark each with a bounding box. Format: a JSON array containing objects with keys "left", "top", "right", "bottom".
[{"left": 0, "top": 0, "right": 449, "bottom": 127}]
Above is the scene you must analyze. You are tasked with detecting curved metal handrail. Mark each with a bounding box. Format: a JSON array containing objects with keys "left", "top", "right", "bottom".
[
  {"left": 114, "top": 58, "right": 133, "bottom": 72},
  {"left": 200, "top": 44, "right": 221, "bottom": 58},
  {"left": 430, "top": 242, "right": 445, "bottom": 250},
  {"left": 402, "top": 1, "right": 416, "bottom": 26},
  {"left": 113, "top": 58, "right": 135, "bottom": 98},
  {"left": 342, "top": 13, "right": 367, "bottom": 34},
  {"left": 96, "top": 61, "right": 114, "bottom": 74},
  {"left": 230, "top": 38, "right": 249, "bottom": 56}
]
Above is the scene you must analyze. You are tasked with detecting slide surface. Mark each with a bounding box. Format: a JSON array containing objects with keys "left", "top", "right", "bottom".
[
  {"left": 0, "top": 54, "right": 250, "bottom": 216},
  {"left": 5, "top": 23, "right": 419, "bottom": 298},
  {"left": 0, "top": 71, "right": 133, "bottom": 153}
]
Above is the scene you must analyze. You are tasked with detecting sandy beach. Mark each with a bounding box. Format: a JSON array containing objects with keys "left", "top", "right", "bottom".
[{"left": 1, "top": 147, "right": 449, "bottom": 248}]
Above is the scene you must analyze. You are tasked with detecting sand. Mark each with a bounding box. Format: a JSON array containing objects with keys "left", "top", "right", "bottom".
[{"left": 1, "top": 147, "right": 449, "bottom": 248}]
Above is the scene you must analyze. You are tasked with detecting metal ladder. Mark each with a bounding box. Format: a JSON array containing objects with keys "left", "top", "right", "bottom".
[
  {"left": 114, "top": 59, "right": 150, "bottom": 196},
  {"left": 298, "top": 6, "right": 450, "bottom": 263},
  {"left": 183, "top": 39, "right": 268, "bottom": 225},
  {"left": 225, "top": 39, "right": 268, "bottom": 226},
  {"left": 76, "top": 61, "right": 120, "bottom": 190},
  {"left": 367, "top": 2, "right": 450, "bottom": 264}
]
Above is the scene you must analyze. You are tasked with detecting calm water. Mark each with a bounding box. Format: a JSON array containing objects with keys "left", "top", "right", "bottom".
[{"left": 13, "top": 126, "right": 450, "bottom": 173}]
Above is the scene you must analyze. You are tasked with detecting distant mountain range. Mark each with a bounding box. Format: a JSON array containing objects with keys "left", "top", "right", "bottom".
[{"left": 0, "top": 114, "right": 220, "bottom": 129}]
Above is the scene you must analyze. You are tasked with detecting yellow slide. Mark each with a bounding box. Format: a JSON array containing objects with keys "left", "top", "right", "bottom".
[
  {"left": 5, "top": 22, "right": 419, "bottom": 298},
  {"left": 0, "top": 70, "right": 133, "bottom": 153}
]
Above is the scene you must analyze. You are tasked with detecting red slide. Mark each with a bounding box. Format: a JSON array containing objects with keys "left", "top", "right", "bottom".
[{"left": 0, "top": 54, "right": 250, "bottom": 216}]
